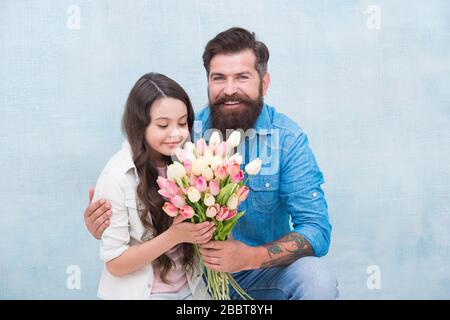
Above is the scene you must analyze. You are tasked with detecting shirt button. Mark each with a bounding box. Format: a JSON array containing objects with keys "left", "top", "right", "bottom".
[
  {"left": 148, "top": 283, "right": 152, "bottom": 288},
  {"left": 312, "top": 192, "right": 318, "bottom": 198},
  {"left": 265, "top": 182, "right": 270, "bottom": 188}
]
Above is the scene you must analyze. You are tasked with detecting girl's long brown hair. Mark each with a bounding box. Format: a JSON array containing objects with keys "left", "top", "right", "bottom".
[{"left": 122, "top": 73, "right": 195, "bottom": 283}]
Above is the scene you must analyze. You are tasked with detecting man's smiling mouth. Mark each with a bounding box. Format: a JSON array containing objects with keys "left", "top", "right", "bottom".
[{"left": 223, "top": 101, "right": 243, "bottom": 109}]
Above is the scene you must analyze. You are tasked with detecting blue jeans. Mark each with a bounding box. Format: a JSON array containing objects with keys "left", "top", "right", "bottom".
[{"left": 230, "top": 257, "right": 339, "bottom": 300}]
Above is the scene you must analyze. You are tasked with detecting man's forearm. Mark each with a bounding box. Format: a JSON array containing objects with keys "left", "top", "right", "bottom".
[{"left": 250, "top": 232, "right": 314, "bottom": 269}]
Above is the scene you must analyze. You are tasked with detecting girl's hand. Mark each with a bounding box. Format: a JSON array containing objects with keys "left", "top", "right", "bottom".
[{"left": 169, "top": 216, "right": 216, "bottom": 245}]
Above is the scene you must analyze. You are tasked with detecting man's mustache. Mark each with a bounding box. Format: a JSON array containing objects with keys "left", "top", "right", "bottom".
[{"left": 213, "top": 94, "right": 254, "bottom": 107}]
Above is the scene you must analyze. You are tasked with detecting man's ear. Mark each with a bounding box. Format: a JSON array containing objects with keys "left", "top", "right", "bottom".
[{"left": 261, "top": 72, "right": 270, "bottom": 96}]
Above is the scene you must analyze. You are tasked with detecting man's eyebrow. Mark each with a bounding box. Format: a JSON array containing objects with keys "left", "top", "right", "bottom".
[{"left": 210, "top": 71, "right": 252, "bottom": 77}]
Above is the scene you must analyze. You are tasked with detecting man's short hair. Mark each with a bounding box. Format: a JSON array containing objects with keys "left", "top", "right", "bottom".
[{"left": 202, "top": 27, "right": 270, "bottom": 79}]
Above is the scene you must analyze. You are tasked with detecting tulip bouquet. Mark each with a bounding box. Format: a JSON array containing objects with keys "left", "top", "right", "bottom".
[{"left": 157, "top": 130, "right": 262, "bottom": 300}]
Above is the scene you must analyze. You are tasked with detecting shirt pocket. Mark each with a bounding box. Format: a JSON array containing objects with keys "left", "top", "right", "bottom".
[
  {"left": 124, "top": 198, "right": 153, "bottom": 242},
  {"left": 248, "top": 174, "right": 280, "bottom": 213}
]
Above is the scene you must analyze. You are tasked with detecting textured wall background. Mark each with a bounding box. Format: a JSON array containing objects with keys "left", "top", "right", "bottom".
[{"left": 1, "top": 0, "right": 449, "bottom": 299}]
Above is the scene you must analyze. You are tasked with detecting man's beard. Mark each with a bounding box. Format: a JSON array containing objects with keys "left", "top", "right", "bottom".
[{"left": 209, "top": 86, "right": 264, "bottom": 138}]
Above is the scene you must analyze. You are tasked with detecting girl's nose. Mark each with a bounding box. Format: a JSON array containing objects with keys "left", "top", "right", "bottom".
[{"left": 169, "top": 127, "right": 182, "bottom": 139}]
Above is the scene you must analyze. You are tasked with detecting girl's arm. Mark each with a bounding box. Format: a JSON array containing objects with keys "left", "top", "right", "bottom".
[
  {"left": 93, "top": 172, "right": 215, "bottom": 277},
  {"left": 106, "top": 216, "right": 214, "bottom": 277},
  {"left": 105, "top": 227, "right": 177, "bottom": 277}
]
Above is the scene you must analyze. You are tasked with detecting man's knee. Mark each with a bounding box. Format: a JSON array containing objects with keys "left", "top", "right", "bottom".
[{"left": 286, "top": 256, "right": 338, "bottom": 300}]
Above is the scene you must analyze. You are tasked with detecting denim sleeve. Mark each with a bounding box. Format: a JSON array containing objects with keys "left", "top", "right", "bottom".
[{"left": 279, "top": 130, "right": 331, "bottom": 257}]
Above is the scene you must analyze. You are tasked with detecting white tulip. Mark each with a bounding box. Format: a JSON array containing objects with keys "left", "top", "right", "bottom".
[
  {"left": 183, "top": 141, "right": 195, "bottom": 155},
  {"left": 210, "top": 155, "right": 224, "bottom": 171},
  {"left": 174, "top": 147, "right": 185, "bottom": 162},
  {"left": 191, "top": 157, "right": 208, "bottom": 176},
  {"left": 227, "top": 153, "right": 243, "bottom": 165},
  {"left": 172, "top": 161, "right": 186, "bottom": 179},
  {"left": 187, "top": 187, "right": 201, "bottom": 203},
  {"left": 203, "top": 193, "right": 216, "bottom": 206},
  {"left": 191, "top": 159, "right": 202, "bottom": 176},
  {"left": 209, "top": 131, "right": 221, "bottom": 149},
  {"left": 167, "top": 161, "right": 187, "bottom": 188},
  {"left": 245, "top": 158, "right": 262, "bottom": 175},
  {"left": 203, "top": 149, "right": 214, "bottom": 166},
  {"left": 202, "top": 167, "right": 214, "bottom": 181},
  {"left": 167, "top": 165, "right": 177, "bottom": 181},
  {"left": 227, "top": 131, "right": 241, "bottom": 148},
  {"left": 184, "top": 151, "right": 194, "bottom": 162},
  {"left": 205, "top": 205, "right": 219, "bottom": 218},
  {"left": 167, "top": 164, "right": 178, "bottom": 181},
  {"left": 182, "top": 142, "right": 195, "bottom": 161},
  {"left": 227, "top": 194, "right": 239, "bottom": 210}
]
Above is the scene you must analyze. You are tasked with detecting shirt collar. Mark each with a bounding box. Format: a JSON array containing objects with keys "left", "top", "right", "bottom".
[
  {"left": 253, "top": 103, "right": 273, "bottom": 135},
  {"left": 121, "top": 140, "right": 139, "bottom": 178}
]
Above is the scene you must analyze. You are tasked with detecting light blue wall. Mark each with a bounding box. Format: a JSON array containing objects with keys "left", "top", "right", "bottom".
[{"left": 1, "top": 0, "right": 449, "bottom": 299}]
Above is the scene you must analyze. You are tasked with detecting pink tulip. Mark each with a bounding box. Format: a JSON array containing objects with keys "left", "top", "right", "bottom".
[
  {"left": 236, "top": 186, "right": 249, "bottom": 202},
  {"left": 162, "top": 202, "right": 178, "bottom": 217},
  {"left": 162, "top": 180, "right": 179, "bottom": 196},
  {"left": 158, "top": 178, "right": 180, "bottom": 199},
  {"left": 179, "top": 205, "right": 195, "bottom": 219},
  {"left": 195, "top": 176, "right": 207, "bottom": 192},
  {"left": 195, "top": 139, "right": 207, "bottom": 157},
  {"left": 183, "top": 159, "right": 192, "bottom": 175},
  {"left": 225, "top": 210, "right": 237, "bottom": 221},
  {"left": 157, "top": 176, "right": 168, "bottom": 190},
  {"left": 231, "top": 170, "right": 244, "bottom": 183},
  {"left": 215, "top": 141, "right": 228, "bottom": 157},
  {"left": 216, "top": 206, "right": 230, "bottom": 222},
  {"left": 208, "top": 180, "right": 220, "bottom": 196},
  {"left": 215, "top": 166, "right": 227, "bottom": 180},
  {"left": 170, "top": 195, "right": 186, "bottom": 208},
  {"left": 158, "top": 188, "right": 171, "bottom": 199},
  {"left": 177, "top": 187, "right": 186, "bottom": 197},
  {"left": 189, "top": 174, "right": 198, "bottom": 186},
  {"left": 227, "top": 162, "right": 241, "bottom": 177}
]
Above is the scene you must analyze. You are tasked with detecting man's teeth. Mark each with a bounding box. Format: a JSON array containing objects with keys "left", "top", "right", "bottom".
[{"left": 224, "top": 101, "right": 240, "bottom": 105}]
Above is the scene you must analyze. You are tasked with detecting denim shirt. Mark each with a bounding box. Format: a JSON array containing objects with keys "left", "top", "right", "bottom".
[{"left": 194, "top": 104, "right": 331, "bottom": 257}]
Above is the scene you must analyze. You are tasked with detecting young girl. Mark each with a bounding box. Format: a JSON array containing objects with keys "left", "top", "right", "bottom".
[{"left": 92, "top": 73, "right": 214, "bottom": 300}]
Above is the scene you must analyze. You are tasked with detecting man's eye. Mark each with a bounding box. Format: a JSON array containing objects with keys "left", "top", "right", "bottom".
[
  {"left": 212, "top": 76, "right": 224, "bottom": 81},
  {"left": 179, "top": 122, "right": 187, "bottom": 126},
  {"left": 239, "top": 75, "right": 249, "bottom": 79},
  {"left": 158, "top": 125, "right": 168, "bottom": 128}
]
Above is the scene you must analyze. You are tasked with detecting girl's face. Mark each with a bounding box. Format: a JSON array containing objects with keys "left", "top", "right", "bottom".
[{"left": 145, "top": 97, "right": 190, "bottom": 161}]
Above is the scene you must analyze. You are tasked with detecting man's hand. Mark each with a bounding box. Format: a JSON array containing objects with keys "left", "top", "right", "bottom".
[
  {"left": 84, "top": 187, "right": 112, "bottom": 240},
  {"left": 199, "top": 239, "right": 261, "bottom": 273}
]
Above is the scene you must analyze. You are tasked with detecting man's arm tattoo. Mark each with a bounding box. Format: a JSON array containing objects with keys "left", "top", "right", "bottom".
[{"left": 261, "top": 232, "right": 314, "bottom": 268}]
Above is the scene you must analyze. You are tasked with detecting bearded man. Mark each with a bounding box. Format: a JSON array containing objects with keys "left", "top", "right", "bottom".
[{"left": 84, "top": 27, "right": 338, "bottom": 300}]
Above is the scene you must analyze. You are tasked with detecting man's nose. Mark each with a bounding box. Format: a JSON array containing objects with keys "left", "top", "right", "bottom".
[{"left": 223, "top": 79, "right": 237, "bottom": 96}]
